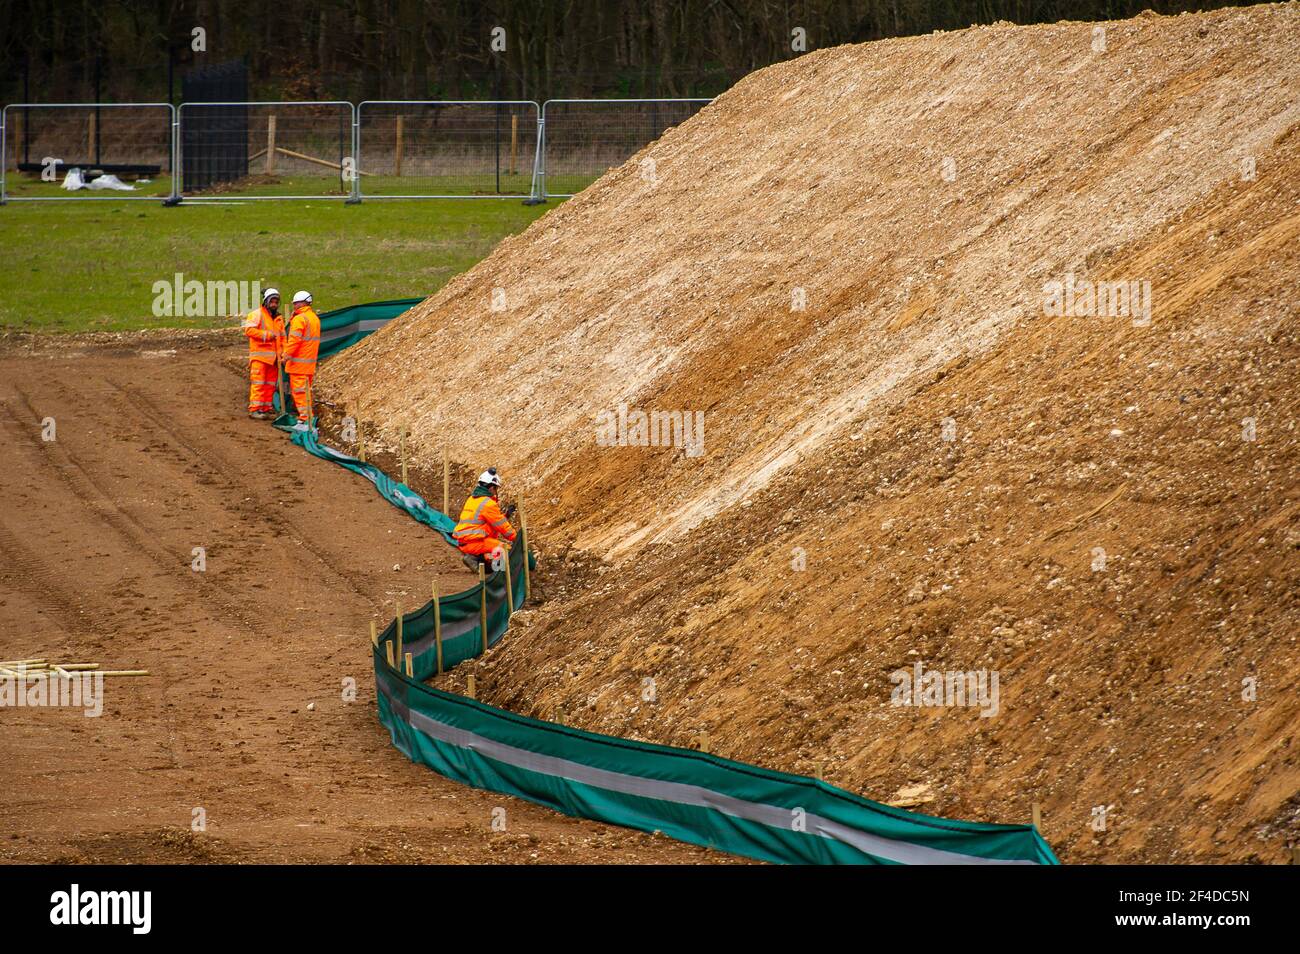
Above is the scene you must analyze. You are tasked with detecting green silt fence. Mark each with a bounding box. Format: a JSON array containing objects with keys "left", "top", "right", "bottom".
[
  {"left": 273, "top": 298, "right": 424, "bottom": 418},
  {"left": 316, "top": 298, "right": 425, "bottom": 359},
  {"left": 279, "top": 302, "right": 1060, "bottom": 866}
]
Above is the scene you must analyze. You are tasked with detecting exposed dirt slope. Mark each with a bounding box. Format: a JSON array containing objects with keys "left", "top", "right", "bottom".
[{"left": 325, "top": 4, "right": 1300, "bottom": 863}]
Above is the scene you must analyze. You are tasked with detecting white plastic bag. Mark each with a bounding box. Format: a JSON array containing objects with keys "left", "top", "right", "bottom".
[{"left": 87, "top": 174, "right": 136, "bottom": 191}]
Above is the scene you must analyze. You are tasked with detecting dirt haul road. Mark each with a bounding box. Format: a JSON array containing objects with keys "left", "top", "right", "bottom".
[{"left": 0, "top": 332, "right": 723, "bottom": 864}]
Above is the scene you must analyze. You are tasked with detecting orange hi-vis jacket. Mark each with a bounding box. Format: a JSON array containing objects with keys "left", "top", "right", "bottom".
[
  {"left": 243, "top": 306, "right": 284, "bottom": 366},
  {"left": 453, "top": 491, "right": 517, "bottom": 544},
  {"left": 283, "top": 306, "right": 321, "bottom": 375}
]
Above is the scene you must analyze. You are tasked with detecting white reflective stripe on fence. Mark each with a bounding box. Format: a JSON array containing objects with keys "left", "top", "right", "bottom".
[
  {"left": 539, "top": 98, "right": 713, "bottom": 198},
  {"left": 1, "top": 103, "right": 176, "bottom": 202},
  {"left": 357, "top": 101, "right": 541, "bottom": 200},
  {"left": 177, "top": 101, "right": 356, "bottom": 200}
]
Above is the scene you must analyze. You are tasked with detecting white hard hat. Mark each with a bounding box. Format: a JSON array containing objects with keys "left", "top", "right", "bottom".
[
  {"left": 262, "top": 287, "right": 280, "bottom": 302},
  {"left": 292, "top": 290, "right": 312, "bottom": 304},
  {"left": 478, "top": 467, "right": 502, "bottom": 488}
]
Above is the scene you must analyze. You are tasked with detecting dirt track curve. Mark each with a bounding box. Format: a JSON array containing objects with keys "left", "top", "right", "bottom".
[{"left": 0, "top": 331, "right": 728, "bottom": 864}]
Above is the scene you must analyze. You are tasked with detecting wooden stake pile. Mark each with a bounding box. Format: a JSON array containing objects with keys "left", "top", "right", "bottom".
[{"left": 0, "top": 658, "right": 149, "bottom": 678}]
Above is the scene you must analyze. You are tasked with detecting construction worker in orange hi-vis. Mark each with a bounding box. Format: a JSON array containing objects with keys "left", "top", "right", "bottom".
[
  {"left": 453, "top": 468, "right": 517, "bottom": 572},
  {"left": 242, "top": 287, "right": 283, "bottom": 420},
  {"left": 283, "top": 290, "right": 321, "bottom": 432}
]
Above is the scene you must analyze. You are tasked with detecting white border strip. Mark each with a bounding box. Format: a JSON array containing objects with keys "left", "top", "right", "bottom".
[{"left": 381, "top": 683, "right": 1038, "bottom": 865}]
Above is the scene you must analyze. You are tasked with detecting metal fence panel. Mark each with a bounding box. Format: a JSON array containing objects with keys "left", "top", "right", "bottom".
[
  {"left": 178, "top": 101, "right": 355, "bottom": 200},
  {"left": 1, "top": 103, "right": 175, "bottom": 202},
  {"left": 2, "top": 98, "right": 714, "bottom": 205},
  {"left": 539, "top": 98, "right": 712, "bottom": 198},
  {"left": 357, "top": 101, "right": 539, "bottom": 199}
]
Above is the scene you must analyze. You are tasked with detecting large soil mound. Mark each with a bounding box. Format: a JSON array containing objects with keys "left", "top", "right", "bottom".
[{"left": 326, "top": 3, "right": 1300, "bottom": 862}]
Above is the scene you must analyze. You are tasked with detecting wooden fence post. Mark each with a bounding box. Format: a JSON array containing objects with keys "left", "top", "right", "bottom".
[
  {"left": 265, "top": 114, "right": 277, "bottom": 174},
  {"left": 432, "top": 579, "right": 443, "bottom": 675},
  {"left": 399, "top": 423, "right": 408, "bottom": 485},
  {"left": 519, "top": 496, "right": 530, "bottom": 601},
  {"left": 503, "top": 546, "right": 514, "bottom": 619},
  {"left": 478, "top": 564, "right": 488, "bottom": 653},
  {"left": 395, "top": 603, "right": 403, "bottom": 669}
]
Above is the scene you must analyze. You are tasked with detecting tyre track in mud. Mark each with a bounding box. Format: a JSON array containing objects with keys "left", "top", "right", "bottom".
[
  {"left": 104, "top": 378, "right": 378, "bottom": 604},
  {"left": 5, "top": 383, "right": 269, "bottom": 638},
  {"left": 0, "top": 339, "right": 722, "bottom": 865},
  {"left": 0, "top": 518, "right": 86, "bottom": 638}
]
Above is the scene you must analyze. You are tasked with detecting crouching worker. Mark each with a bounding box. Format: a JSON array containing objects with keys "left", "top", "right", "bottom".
[
  {"left": 243, "top": 287, "right": 283, "bottom": 420},
  {"left": 453, "top": 468, "right": 516, "bottom": 572},
  {"left": 283, "top": 290, "right": 321, "bottom": 432}
]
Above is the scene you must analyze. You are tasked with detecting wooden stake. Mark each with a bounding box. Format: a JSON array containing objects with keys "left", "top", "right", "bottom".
[
  {"left": 432, "top": 580, "right": 443, "bottom": 675},
  {"left": 273, "top": 145, "right": 373, "bottom": 175},
  {"left": 275, "top": 347, "right": 287, "bottom": 418},
  {"left": 369, "top": 619, "right": 377, "bottom": 648},
  {"left": 466, "top": 674, "right": 476, "bottom": 699},
  {"left": 519, "top": 496, "right": 530, "bottom": 602},
  {"left": 394, "top": 115, "right": 404, "bottom": 176},
  {"left": 1031, "top": 802, "right": 1042, "bottom": 830},
  {"left": 88, "top": 112, "right": 97, "bottom": 162},
  {"left": 442, "top": 446, "right": 449, "bottom": 514},
  {"left": 395, "top": 603, "right": 403, "bottom": 668},
  {"left": 385, "top": 640, "right": 394, "bottom": 668},
  {"left": 266, "top": 114, "right": 277, "bottom": 174},
  {"left": 400, "top": 423, "right": 408, "bottom": 485},
  {"left": 503, "top": 546, "right": 514, "bottom": 620},
  {"left": 698, "top": 730, "right": 710, "bottom": 753},
  {"left": 404, "top": 652, "right": 413, "bottom": 677},
  {"left": 479, "top": 564, "right": 488, "bottom": 653},
  {"left": 358, "top": 417, "right": 366, "bottom": 462}
]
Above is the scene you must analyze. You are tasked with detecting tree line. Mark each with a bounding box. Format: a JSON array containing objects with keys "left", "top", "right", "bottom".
[{"left": 0, "top": 0, "right": 1250, "bottom": 105}]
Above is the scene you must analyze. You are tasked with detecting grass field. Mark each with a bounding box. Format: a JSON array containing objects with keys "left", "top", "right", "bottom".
[
  {"left": 0, "top": 184, "right": 574, "bottom": 333},
  {"left": 1, "top": 171, "right": 599, "bottom": 200}
]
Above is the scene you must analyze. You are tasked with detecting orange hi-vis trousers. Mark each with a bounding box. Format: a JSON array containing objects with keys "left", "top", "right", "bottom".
[
  {"left": 289, "top": 372, "right": 314, "bottom": 421},
  {"left": 248, "top": 360, "right": 278, "bottom": 414},
  {"left": 458, "top": 537, "right": 512, "bottom": 561}
]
